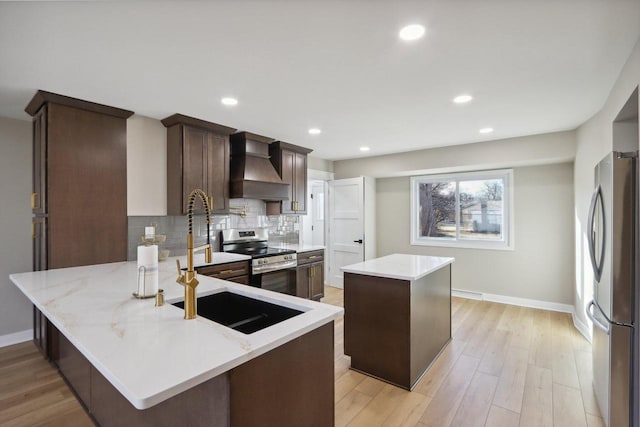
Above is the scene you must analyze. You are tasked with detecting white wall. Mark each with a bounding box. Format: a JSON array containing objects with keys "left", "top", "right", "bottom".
[
  {"left": 573, "top": 37, "right": 640, "bottom": 332},
  {"left": 127, "top": 115, "right": 167, "bottom": 216},
  {"left": 0, "top": 117, "right": 33, "bottom": 336},
  {"left": 334, "top": 130, "right": 577, "bottom": 305},
  {"left": 334, "top": 130, "right": 576, "bottom": 178},
  {"left": 374, "top": 164, "right": 575, "bottom": 305}
]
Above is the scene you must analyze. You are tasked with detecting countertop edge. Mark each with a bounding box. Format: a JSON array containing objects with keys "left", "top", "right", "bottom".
[{"left": 341, "top": 255, "right": 454, "bottom": 281}]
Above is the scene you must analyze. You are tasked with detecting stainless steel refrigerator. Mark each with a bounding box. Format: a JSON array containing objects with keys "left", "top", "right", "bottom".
[{"left": 586, "top": 151, "right": 638, "bottom": 427}]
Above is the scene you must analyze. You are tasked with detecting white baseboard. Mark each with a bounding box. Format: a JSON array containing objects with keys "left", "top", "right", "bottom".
[
  {"left": 451, "top": 289, "right": 483, "bottom": 300},
  {"left": 0, "top": 329, "right": 31, "bottom": 348},
  {"left": 452, "top": 288, "right": 574, "bottom": 313},
  {"left": 572, "top": 310, "right": 592, "bottom": 343}
]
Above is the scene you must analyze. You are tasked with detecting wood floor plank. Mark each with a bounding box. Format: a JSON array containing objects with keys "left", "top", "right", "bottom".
[
  {"left": 335, "top": 369, "right": 368, "bottom": 403},
  {"left": 413, "top": 339, "right": 468, "bottom": 397},
  {"left": 519, "top": 365, "right": 553, "bottom": 427},
  {"left": 455, "top": 301, "right": 492, "bottom": 342},
  {"left": 492, "top": 346, "right": 528, "bottom": 413},
  {"left": 418, "top": 354, "right": 481, "bottom": 427},
  {"left": 573, "top": 349, "right": 601, "bottom": 417},
  {"left": 463, "top": 303, "right": 506, "bottom": 359},
  {"left": 381, "top": 391, "right": 431, "bottom": 427},
  {"left": 484, "top": 405, "right": 520, "bottom": 427},
  {"left": 450, "top": 372, "right": 499, "bottom": 427},
  {"left": 354, "top": 376, "right": 386, "bottom": 397},
  {"left": 550, "top": 312, "right": 581, "bottom": 389},
  {"left": 528, "top": 309, "right": 553, "bottom": 369},
  {"left": 335, "top": 389, "right": 373, "bottom": 427},
  {"left": 451, "top": 298, "right": 478, "bottom": 335},
  {"left": 477, "top": 329, "right": 512, "bottom": 376},
  {"left": 509, "top": 308, "right": 534, "bottom": 350},
  {"left": 347, "top": 384, "right": 407, "bottom": 427},
  {"left": 496, "top": 304, "right": 521, "bottom": 332},
  {"left": 553, "top": 383, "right": 587, "bottom": 427}
]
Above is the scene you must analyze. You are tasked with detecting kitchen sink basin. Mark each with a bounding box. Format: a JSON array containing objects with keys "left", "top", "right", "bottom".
[{"left": 172, "top": 291, "right": 304, "bottom": 334}]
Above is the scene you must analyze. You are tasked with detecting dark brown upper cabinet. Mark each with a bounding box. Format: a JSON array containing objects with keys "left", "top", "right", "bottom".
[
  {"left": 162, "top": 114, "right": 236, "bottom": 215},
  {"left": 268, "top": 141, "right": 313, "bottom": 214},
  {"left": 25, "top": 90, "right": 133, "bottom": 270},
  {"left": 229, "top": 132, "right": 290, "bottom": 201}
]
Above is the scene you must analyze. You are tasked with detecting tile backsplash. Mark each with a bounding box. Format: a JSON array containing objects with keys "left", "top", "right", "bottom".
[{"left": 127, "top": 199, "right": 300, "bottom": 261}]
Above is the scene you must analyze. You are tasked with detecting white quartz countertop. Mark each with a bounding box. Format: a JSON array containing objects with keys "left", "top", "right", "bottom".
[
  {"left": 270, "top": 243, "right": 325, "bottom": 253},
  {"left": 341, "top": 254, "right": 454, "bottom": 281},
  {"left": 10, "top": 259, "right": 342, "bottom": 410}
]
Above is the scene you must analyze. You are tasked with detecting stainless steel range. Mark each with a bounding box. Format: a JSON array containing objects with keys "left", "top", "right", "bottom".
[{"left": 221, "top": 228, "right": 297, "bottom": 294}]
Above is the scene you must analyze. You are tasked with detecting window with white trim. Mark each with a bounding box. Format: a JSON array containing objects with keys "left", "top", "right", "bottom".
[{"left": 410, "top": 169, "right": 514, "bottom": 250}]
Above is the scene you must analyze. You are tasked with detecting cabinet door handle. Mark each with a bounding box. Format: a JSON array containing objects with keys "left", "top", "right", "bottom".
[
  {"left": 214, "top": 269, "right": 245, "bottom": 276},
  {"left": 31, "top": 222, "right": 37, "bottom": 239},
  {"left": 308, "top": 255, "right": 319, "bottom": 259},
  {"left": 31, "top": 192, "right": 38, "bottom": 210},
  {"left": 209, "top": 195, "right": 214, "bottom": 211}
]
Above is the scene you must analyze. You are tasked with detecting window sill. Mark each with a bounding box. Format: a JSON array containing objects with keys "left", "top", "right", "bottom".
[{"left": 410, "top": 238, "right": 514, "bottom": 251}]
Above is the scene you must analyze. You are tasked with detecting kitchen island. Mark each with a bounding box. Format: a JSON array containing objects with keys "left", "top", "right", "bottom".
[
  {"left": 10, "top": 254, "right": 342, "bottom": 426},
  {"left": 341, "top": 254, "right": 454, "bottom": 390}
]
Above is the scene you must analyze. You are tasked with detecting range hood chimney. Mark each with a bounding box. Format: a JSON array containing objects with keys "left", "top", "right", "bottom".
[{"left": 229, "top": 132, "right": 289, "bottom": 201}]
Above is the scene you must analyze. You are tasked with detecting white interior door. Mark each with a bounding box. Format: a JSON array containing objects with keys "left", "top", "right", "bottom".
[{"left": 328, "top": 177, "right": 364, "bottom": 288}]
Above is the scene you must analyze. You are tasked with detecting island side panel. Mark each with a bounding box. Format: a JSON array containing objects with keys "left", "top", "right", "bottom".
[
  {"left": 229, "top": 322, "right": 335, "bottom": 427},
  {"left": 90, "top": 368, "right": 230, "bottom": 427},
  {"left": 409, "top": 264, "right": 452, "bottom": 387},
  {"left": 344, "top": 272, "right": 411, "bottom": 388}
]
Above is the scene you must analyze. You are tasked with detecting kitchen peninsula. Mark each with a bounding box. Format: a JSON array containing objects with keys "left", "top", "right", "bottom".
[
  {"left": 10, "top": 255, "right": 342, "bottom": 427},
  {"left": 342, "top": 254, "right": 454, "bottom": 390}
]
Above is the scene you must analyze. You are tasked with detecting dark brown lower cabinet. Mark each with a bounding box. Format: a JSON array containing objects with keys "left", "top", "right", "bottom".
[
  {"left": 196, "top": 260, "right": 249, "bottom": 284},
  {"left": 33, "top": 306, "right": 58, "bottom": 361},
  {"left": 296, "top": 250, "right": 325, "bottom": 301},
  {"left": 344, "top": 265, "right": 451, "bottom": 390},
  {"left": 48, "top": 321, "right": 334, "bottom": 427},
  {"left": 56, "top": 332, "right": 91, "bottom": 407}
]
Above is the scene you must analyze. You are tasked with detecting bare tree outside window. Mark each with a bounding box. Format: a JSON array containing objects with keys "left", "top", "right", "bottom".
[
  {"left": 413, "top": 172, "right": 510, "bottom": 249},
  {"left": 419, "top": 181, "right": 455, "bottom": 238}
]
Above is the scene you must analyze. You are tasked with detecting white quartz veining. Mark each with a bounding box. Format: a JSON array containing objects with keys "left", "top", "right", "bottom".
[
  {"left": 341, "top": 254, "right": 454, "bottom": 281},
  {"left": 10, "top": 259, "right": 342, "bottom": 410}
]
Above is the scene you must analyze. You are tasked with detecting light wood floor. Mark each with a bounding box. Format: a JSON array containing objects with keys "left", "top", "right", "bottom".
[
  {"left": 323, "top": 286, "right": 603, "bottom": 427},
  {"left": 0, "top": 288, "right": 601, "bottom": 427}
]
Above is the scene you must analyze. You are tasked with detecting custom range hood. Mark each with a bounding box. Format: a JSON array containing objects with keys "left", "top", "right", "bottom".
[{"left": 229, "top": 132, "right": 289, "bottom": 201}]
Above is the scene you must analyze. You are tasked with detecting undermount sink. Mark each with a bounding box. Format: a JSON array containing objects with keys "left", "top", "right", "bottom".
[{"left": 172, "top": 291, "right": 304, "bottom": 334}]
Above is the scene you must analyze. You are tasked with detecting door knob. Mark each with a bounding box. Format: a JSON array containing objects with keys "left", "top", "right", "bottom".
[{"left": 353, "top": 239, "right": 363, "bottom": 244}]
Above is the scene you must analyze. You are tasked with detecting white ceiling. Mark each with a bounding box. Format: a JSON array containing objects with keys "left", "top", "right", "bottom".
[{"left": 1, "top": 1, "right": 639, "bottom": 160}]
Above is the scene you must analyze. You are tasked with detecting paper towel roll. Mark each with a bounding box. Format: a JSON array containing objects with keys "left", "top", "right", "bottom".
[{"left": 137, "top": 245, "right": 159, "bottom": 297}]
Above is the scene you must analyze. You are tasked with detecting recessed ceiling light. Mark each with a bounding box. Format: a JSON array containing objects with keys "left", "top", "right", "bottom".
[
  {"left": 398, "top": 24, "right": 425, "bottom": 41},
  {"left": 308, "top": 128, "right": 322, "bottom": 135},
  {"left": 479, "top": 127, "right": 494, "bottom": 134},
  {"left": 453, "top": 94, "right": 473, "bottom": 104},
  {"left": 360, "top": 146, "right": 370, "bottom": 152},
  {"left": 221, "top": 97, "right": 238, "bottom": 106}
]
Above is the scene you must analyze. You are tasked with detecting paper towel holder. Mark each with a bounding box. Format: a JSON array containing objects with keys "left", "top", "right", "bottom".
[{"left": 132, "top": 265, "right": 159, "bottom": 299}]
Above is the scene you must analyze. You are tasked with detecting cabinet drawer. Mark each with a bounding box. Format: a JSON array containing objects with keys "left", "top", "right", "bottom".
[
  {"left": 197, "top": 261, "right": 249, "bottom": 279},
  {"left": 297, "top": 250, "right": 324, "bottom": 265}
]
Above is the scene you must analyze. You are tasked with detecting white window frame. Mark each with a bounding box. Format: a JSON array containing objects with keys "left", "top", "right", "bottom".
[{"left": 410, "top": 169, "right": 514, "bottom": 250}]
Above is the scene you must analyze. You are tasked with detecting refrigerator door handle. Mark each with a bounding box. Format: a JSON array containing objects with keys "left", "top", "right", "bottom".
[
  {"left": 587, "top": 186, "right": 604, "bottom": 282},
  {"left": 586, "top": 299, "right": 610, "bottom": 335}
]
